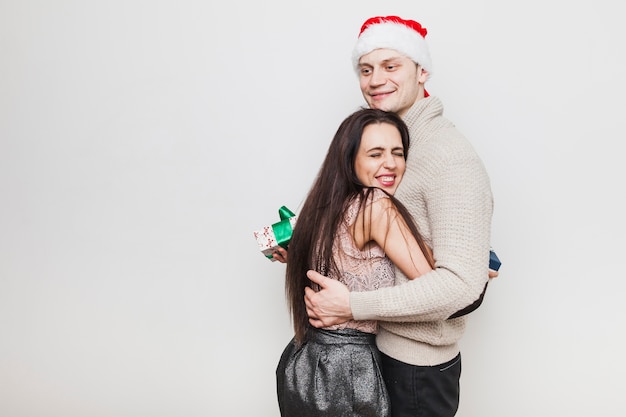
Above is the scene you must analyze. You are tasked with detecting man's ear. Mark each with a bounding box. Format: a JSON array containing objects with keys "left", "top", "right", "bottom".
[{"left": 418, "top": 67, "right": 429, "bottom": 83}]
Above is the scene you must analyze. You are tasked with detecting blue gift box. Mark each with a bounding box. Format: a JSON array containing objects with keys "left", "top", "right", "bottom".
[{"left": 489, "top": 249, "right": 501, "bottom": 272}]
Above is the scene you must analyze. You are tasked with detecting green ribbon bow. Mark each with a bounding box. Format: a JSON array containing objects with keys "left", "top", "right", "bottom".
[{"left": 267, "top": 206, "right": 296, "bottom": 258}]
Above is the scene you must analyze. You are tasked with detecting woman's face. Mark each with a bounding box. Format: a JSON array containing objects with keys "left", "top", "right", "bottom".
[{"left": 354, "top": 122, "right": 406, "bottom": 195}]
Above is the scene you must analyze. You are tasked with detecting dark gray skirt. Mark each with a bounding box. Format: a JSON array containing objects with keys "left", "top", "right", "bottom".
[{"left": 276, "top": 327, "right": 390, "bottom": 417}]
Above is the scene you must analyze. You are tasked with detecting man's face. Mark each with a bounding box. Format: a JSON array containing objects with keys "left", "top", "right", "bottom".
[{"left": 357, "top": 49, "right": 427, "bottom": 118}]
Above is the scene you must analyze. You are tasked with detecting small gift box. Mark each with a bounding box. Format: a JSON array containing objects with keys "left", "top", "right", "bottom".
[
  {"left": 489, "top": 249, "right": 502, "bottom": 272},
  {"left": 253, "top": 206, "right": 297, "bottom": 261}
]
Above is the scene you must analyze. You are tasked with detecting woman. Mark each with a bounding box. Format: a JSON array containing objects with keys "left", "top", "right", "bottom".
[{"left": 276, "top": 108, "right": 434, "bottom": 417}]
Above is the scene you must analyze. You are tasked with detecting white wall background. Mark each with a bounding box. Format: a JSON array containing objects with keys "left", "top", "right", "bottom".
[{"left": 1, "top": 1, "right": 625, "bottom": 416}]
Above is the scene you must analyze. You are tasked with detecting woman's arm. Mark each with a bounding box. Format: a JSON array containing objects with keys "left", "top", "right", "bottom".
[{"left": 353, "top": 196, "right": 433, "bottom": 280}]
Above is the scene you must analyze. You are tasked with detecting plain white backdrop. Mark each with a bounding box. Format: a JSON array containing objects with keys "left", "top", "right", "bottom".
[{"left": 1, "top": 1, "right": 625, "bottom": 416}]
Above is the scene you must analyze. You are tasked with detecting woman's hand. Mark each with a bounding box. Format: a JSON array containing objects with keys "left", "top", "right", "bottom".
[{"left": 272, "top": 247, "right": 288, "bottom": 263}]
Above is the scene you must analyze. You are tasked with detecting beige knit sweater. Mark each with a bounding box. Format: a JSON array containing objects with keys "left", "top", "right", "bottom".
[{"left": 350, "top": 96, "right": 494, "bottom": 366}]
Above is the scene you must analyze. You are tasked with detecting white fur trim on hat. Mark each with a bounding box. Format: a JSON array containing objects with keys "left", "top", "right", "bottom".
[{"left": 352, "top": 20, "right": 432, "bottom": 74}]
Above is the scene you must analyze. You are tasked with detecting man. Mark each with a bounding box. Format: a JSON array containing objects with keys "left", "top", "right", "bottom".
[{"left": 303, "top": 16, "right": 495, "bottom": 417}]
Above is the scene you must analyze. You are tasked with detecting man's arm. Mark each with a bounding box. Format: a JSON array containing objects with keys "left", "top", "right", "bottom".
[
  {"left": 305, "top": 134, "right": 495, "bottom": 326},
  {"left": 347, "top": 150, "right": 493, "bottom": 323},
  {"left": 447, "top": 280, "right": 489, "bottom": 319},
  {"left": 310, "top": 145, "right": 493, "bottom": 324},
  {"left": 448, "top": 251, "right": 500, "bottom": 318},
  {"left": 305, "top": 269, "right": 497, "bottom": 327}
]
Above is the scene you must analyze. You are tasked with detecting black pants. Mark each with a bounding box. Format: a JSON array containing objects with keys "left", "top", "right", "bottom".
[{"left": 381, "top": 352, "right": 461, "bottom": 417}]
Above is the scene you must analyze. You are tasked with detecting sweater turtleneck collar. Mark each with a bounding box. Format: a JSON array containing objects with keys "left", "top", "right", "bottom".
[{"left": 401, "top": 96, "right": 444, "bottom": 147}]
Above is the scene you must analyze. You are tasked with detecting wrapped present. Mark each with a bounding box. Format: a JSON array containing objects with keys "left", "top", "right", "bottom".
[
  {"left": 489, "top": 249, "right": 502, "bottom": 272},
  {"left": 253, "top": 206, "right": 297, "bottom": 261}
]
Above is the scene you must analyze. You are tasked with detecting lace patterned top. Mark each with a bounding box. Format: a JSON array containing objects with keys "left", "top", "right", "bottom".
[{"left": 324, "top": 189, "right": 396, "bottom": 334}]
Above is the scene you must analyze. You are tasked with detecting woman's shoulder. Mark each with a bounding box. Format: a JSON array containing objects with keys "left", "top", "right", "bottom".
[
  {"left": 369, "top": 188, "right": 394, "bottom": 211},
  {"left": 360, "top": 188, "right": 398, "bottom": 226},
  {"left": 346, "top": 188, "right": 393, "bottom": 225},
  {"left": 368, "top": 187, "right": 392, "bottom": 204}
]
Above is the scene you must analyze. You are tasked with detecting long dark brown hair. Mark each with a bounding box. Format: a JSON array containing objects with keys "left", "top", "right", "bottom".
[{"left": 286, "top": 108, "right": 431, "bottom": 344}]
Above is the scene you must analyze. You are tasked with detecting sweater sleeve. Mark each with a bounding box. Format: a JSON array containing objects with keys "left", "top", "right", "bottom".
[{"left": 350, "top": 133, "right": 494, "bottom": 323}]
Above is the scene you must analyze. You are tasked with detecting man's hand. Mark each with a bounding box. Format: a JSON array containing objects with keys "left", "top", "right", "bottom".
[
  {"left": 304, "top": 270, "right": 353, "bottom": 328},
  {"left": 488, "top": 270, "right": 499, "bottom": 279}
]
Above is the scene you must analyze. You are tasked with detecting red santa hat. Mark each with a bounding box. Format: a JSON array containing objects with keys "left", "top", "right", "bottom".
[{"left": 352, "top": 16, "right": 432, "bottom": 75}]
